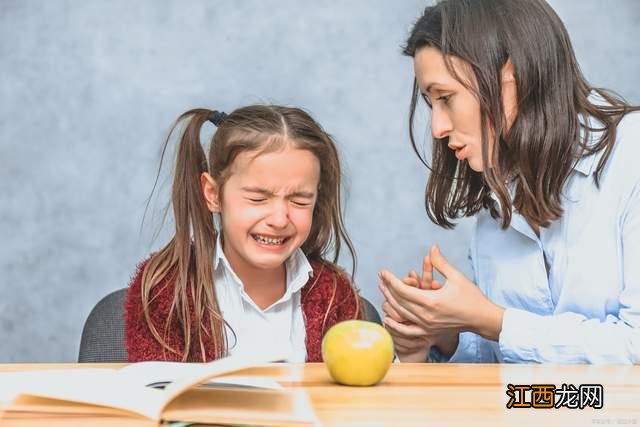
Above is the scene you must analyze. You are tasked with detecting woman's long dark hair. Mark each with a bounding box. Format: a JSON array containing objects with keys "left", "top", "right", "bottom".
[{"left": 405, "top": 0, "right": 640, "bottom": 229}]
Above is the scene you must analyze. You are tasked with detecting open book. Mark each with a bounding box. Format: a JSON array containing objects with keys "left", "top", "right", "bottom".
[{"left": 0, "top": 354, "right": 317, "bottom": 426}]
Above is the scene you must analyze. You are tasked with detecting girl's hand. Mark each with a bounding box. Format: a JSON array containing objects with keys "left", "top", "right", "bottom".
[{"left": 379, "top": 246, "right": 505, "bottom": 341}]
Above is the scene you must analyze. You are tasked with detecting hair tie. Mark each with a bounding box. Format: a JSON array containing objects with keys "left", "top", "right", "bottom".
[{"left": 208, "top": 111, "right": 228, "bottom": 127}]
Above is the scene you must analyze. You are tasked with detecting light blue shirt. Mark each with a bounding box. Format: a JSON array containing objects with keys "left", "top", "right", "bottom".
[{"left": 447, "top": 111, "right": 640, "bottom": 364}]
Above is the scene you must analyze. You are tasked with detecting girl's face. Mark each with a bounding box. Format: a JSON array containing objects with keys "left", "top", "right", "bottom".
[
  {"left": 202, "top": 145, "right": 320, "bottom": 277},
  {"left": 414, "top": 46, "right": 517, "bottom": 172}
]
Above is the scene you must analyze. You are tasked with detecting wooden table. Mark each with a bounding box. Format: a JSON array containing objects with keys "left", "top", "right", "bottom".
[{"left": 1, "top": 363, "right": 638, "bottom": 426}]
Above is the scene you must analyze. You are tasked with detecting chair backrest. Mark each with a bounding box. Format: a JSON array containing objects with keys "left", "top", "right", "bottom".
[
  {"left": 361, "top": 296, "right": 382, "bottom": 325},
  {"left": 78, "top": 288, "right": 382, "bottom": 362},
  {"left": 78, "top": 288, "right": 128, "bottom": 362}
]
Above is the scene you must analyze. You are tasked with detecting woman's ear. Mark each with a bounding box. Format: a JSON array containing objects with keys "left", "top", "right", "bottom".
[
  {"left": 501, "top": 58, "right": 515, "bottom": 83},
  {"left": 501, "top": 58, "right": 518, "bottom": 129},
  {"left": 201, "top": 172, "right": 221, "bottom": 213}
]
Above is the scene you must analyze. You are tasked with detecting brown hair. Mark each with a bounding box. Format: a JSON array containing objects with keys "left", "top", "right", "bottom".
[
  {"left": 404, "top": 0, "right": 640, "bottom": 229},
  {"left": 141, "top": 105, "right": 358, "bottom": 361}
]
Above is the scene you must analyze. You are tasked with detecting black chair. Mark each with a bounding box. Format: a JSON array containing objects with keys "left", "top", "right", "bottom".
[
  {"left": 78, "top": 289, "right": 382, "bottom": 363},
  {"left": 78, "top": 288, "right": 128, "bottom": 362},
  {"left": 361, "top": 297, "right": 382, "bottom": 325}
]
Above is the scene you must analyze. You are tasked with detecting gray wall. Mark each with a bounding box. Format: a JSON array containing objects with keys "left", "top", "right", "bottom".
[{"left": 1, "top": 0, "right": 638, "bottom": 362}]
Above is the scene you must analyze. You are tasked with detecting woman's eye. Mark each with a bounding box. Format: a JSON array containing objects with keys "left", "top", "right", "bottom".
[
  {"left": 421, "top": 93, "right": 432, "bottom": 107},
  {"left": 437, "top": 94, "right": 451, "bottom": 105}
]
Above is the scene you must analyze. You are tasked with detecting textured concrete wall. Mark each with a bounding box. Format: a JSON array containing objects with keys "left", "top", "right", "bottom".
[{"left": 1, "top": 0, "right": 638, "bottom": 362}]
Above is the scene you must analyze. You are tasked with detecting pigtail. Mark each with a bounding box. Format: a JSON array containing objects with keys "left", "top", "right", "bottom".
[{"left": 141, "top": 109, "right": 227, "bottom": 361}]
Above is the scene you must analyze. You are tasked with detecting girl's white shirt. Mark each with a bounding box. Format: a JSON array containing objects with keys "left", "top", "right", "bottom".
[{"left": 212, "top": 235, "right": 312, "bottom": 362}]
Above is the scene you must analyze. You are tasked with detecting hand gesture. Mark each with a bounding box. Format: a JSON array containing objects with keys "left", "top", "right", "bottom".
[
  {"left": 380, "top": 245, "right": 504, "bottom": 343},
  {"left": 380, "top": 254, "right": 443, "bottom": 362}
]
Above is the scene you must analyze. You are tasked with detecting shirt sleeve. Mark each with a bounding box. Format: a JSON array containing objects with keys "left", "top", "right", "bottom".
[
  {"left": 430, "top": 332, "right": 480, "bottom": 362},
  {"left": 498, "top": 181, "right": 640, "bottom": 364}
]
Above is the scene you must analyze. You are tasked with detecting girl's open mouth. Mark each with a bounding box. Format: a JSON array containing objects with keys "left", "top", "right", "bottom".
[{"left": 252, "top": 234, "right": 288, "bottom": 246}]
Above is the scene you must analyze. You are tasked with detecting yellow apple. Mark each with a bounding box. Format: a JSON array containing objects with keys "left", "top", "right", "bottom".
[{"left": 321, "top": 320, "right": 394, "bottom": 386}]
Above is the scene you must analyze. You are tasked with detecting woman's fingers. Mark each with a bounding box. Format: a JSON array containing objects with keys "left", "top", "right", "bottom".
[
  {"left": 382, "top": 301, "right": 404, "bottom": 322},
  {"left": 421, "top": 254, "right": 433, "bottom": 289},
  {"left": 430, "top": 245, "right": 460, "bottom": 280},
  {"left": 379, "top": 271, "right": 423, "bottom": 324},
  {"left": 380, "top": 270, "right": 430, "bottom": 307},
  {"left": 393, "top": 335, "right": 428, "bottom": 352},
  {"left": 379, "top": 250, "right": 479, "bottom": 337},
  {"left": 402, "top": 273, "right": 421, "bottom": 288},
  {"left": 385, "top": 319, "right": 432, "bottom": 355},
  {"left": 383, "top": 316, "right": 430, "bottom": 339},
  {"left": 379, "top": 272, "right": 421, "bottom": 323},
  {"left": 385, "top": 320, "right": 430, "bottom": 351}
]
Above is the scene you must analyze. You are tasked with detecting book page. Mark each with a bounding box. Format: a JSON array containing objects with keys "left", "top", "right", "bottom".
[
  {"left": 0, "top": 368, "right": 167, "bottom": 419},
  {"left": 115, "top": 361, "right": 282, "bottom": 390},
  {"left": 162, "top": 387, "right": 317, "bottom": 426},
  {"left": 0, "top": 352, "right": 288, "bottom": 421}
]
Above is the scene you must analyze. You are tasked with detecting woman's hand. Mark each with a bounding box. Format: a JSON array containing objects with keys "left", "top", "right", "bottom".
[
  {"left": 381, "top": 255, "right": 447, "bottom": 362},
  {"left": 404, "top": 253, "right": 442, "bottom": 290},
  {"left": 383, "top": 312, "right": 432, "bottom": 362},
  {"left": 380, "top": 245, "right": 505, "bottom": 341}
]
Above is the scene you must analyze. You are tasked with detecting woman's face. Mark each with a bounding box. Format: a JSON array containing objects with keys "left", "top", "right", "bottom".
[{"left": 414, "top": 46, "right": 517, "bottom": 172}]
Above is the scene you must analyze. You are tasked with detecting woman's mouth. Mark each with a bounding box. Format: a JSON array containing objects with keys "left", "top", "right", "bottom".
[{"left": 454, "top": 146, "right": 467, "bottom": 161}]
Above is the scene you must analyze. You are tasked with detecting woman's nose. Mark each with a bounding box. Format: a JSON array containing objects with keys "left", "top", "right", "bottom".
[{"left": 431, "top": 106, "right": 453, "bottom": 139}]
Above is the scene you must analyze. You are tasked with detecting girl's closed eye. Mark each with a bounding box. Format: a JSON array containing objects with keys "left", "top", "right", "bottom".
[
  {"left": 291, "top": 199, "right": 312, "bottom": 207},
  {"left": 247, "top": 197, "right": 267, "bottom": 203}
]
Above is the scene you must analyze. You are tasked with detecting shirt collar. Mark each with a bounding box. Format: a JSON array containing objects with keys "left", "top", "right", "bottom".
[
  {"left": 212, "top": 234, "right": 313, "bottom": 296},
  {"left": 573, "top": 153, "right": 598, "bottom": 176}
]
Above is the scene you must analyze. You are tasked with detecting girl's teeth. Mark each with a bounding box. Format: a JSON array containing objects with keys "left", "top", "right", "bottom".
[{"left": 254, "top": 235, "right": 285, "bottom": 245}]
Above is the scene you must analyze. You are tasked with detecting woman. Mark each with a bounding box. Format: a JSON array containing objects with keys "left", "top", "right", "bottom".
[{"left": 380, "top": 0, "right": 640, "bottom": 363}]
